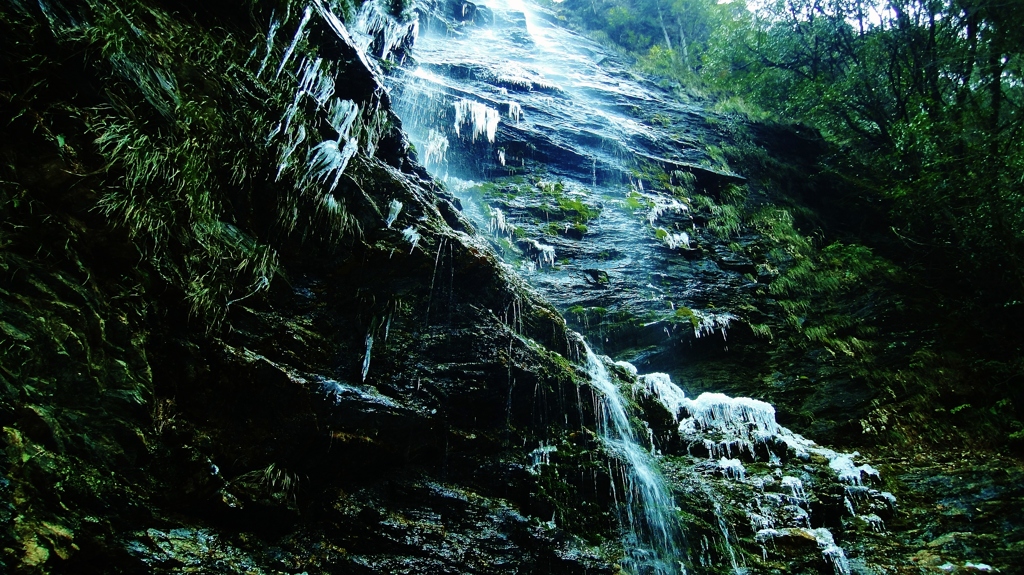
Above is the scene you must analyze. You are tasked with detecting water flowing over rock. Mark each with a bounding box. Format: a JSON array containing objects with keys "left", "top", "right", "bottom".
[
  {"left": 387, "top": 0, "right": 758, "bottom": 379},
  {"left": 380, "top": 0, "right": 1024, "bottom": 573},
  {"left": 584, "top": 345, "right": 683, "bottom": 575},
  {"left": 3, "top": 0, "right": 1023, "bottom": 573},
  {"left": 383, "top": 0, "right": 901, "bottom": 570}
]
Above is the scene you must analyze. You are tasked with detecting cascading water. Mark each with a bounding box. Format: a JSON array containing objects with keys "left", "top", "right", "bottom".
[
  {"left": 381, "top": 0, "right": 737, "bottom": 321},
  {"left": 584, "top": 344, "right": 683, "bottom": 575},
  {"left": 349, "top": 0, "right": 892, "bottom": 572}
]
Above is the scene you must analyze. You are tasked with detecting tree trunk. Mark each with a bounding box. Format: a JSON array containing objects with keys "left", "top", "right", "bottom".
[
  {"left": 988, "top": 34, "right": 1004, "bottom": 135},
  {"left": 655, "top": 0, "right": 673, "bottom": 52},
  {"left": 676, "top": 15, "right": 691, "bottom": 71}
]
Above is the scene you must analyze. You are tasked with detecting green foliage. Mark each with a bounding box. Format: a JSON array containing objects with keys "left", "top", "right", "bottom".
[
  {"left": 2, "top": 0, "right": 386, "bottom": 328},
  {"left": 622, "top": 191, "right": 653, "bottom": 212},
  {"left": 674, "top": 306, "right": 699, "bottom": 329},
  {"left": 748, "top": 323, "right": 773, "bottom": 341},
  {"left": 701, "top": 0, "right": 1024, "bottom": 322},
  {"left": 560, "top": 0, "right": 743, "bottom": 83},
  {"left": 531, "top": 180, "right": 602, "bottom": 225},
  {"left": 65, "top": 0, "right": 288, "bottom": 325},
  {"left": 754, "top": 202, "right": 892, "bottom": 357},
  {"left": 691, "top": 195, "right": 741, "bottom": 239},
  {"left": 703, "top": 144, "right": 729, "bottom": 171},
  {"left": 636, "top": 44, "right": 680, "bottom": 78}
]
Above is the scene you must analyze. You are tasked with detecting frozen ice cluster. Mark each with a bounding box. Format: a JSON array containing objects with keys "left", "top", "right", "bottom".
[{"left": 626, "top": 364, "right": 897, "bottom": 574}]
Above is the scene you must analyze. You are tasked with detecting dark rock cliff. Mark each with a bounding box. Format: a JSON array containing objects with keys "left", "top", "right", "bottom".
[{"left": 0, "top": 0, "right": 619, "bottom": 571}]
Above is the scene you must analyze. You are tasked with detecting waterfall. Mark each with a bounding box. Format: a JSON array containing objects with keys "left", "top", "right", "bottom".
[
  {"left": 355, "top": 0, "right": 884, "bottom": 572},
  {"left": 584, "top": 344, "right": 684, "bottom": 575}
]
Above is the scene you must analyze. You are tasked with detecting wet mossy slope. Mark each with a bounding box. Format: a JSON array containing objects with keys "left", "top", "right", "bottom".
[{"left": 0, "top": 0, "right": 617, "bottom": 572}]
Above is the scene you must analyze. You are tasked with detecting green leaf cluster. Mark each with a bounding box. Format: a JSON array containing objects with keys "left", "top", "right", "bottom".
[{"left": 4, "top": 0, "right": 390, "bottom": 328}]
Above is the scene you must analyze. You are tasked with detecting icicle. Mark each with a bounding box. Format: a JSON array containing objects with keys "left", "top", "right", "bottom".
[
  {"left": 862, "top": 513, "right": 885, "bottom": 532},
  {"left": 647, "top": 198, "right": 689, "bottom": 226},
  {"left": 489, "top": 207, "right": 515, "bottom": 237},
  {"left": 297, "top": 57, "right": 334, "bottom": 108},
  {"left": 682, "top": 392, "right": 781, "bottom": 439},
  {"left": 256, "top": 17, "right": 281, "bottom": 78},
  {"left": 453, "top": 99, "right": 500, "bottom": 142},
  {"left": 665, "top": 231, "right": 690, "bottom": 250},
  {"left": 828, "top": 452, "right": 880, "bottom": 486},
  {"left": 385, "top": 199, "right": 403, "bottom": 228},
  {"left": 328, "top": 99, "right": 360, "bottom": 138},
  {"left": 351, "top": 0, "right": 418, "bottom": 61},
  {"left": 719, "top": 457, "right": 746, "bottom": 480},
  {"left": 361, "top": 330, "right": 373, "bottom": 382},
  {"left": 276, "top": 7, "right": 311, "bottom": 79},
  {"left": 781, "top": 476, "right": 806, "bottom": 504},
  {"left": 689, "top": 309, "right": 738, "bottom": 340},
  {"left": 812, "top": 529, "right": 851, "bottom": 575},
  {"left": 276, "top": 125, "right": 306, "bottom": 180},
  {"left": 525, "top": 239, "right": 556, "bottom": 266},
  {"left": 756, "top": 529, "right": 849, "bottom": 575},
  {"left": 527, "top": 441, "right": 558, "bottom": 475},
  {"left": 507, "top": 101, "right": 523, "bottom": 124},
  {"left": 402, "top": 226, "right": 420, "bottom": 253},
  {"left": 639, "top": 372, "right": 687, "bottom": 420},
  {"left": 423, "top": 129, "right": 449, "bottom": 166},
  {"left": 306, "top": 138, "right": 359, "bottom": 192}
]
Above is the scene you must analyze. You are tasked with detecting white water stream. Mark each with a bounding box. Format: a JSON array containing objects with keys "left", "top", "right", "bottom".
[{"left": 585, "top": 345, "right": 684, "bottom": 575}]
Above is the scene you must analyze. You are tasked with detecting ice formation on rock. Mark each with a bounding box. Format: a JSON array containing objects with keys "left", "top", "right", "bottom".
[
  {"left": 352, "top": 0, "right": 419, "bottom": 61},
  {"left": 489, "top": 207, "right": 515, "bottom": 237},
  {"left": 401, "top": 226, "right": 420, "bottom": 253},
  {"left": 507, "top": 101, "right": 523, "bottom": 124},
  {"left": 719, "top": 457, "right": 746, "bottom": 480},
  {"left": 640, "top": 372, "right": 688, "bottom": 418},
  {"left": 528, "top": 441, "right": 557, "bottom": 475},
  {"left": 827, "top": 452, "right": 880, "bottom": 486},
  {"left": 385, "top": 199, "right": 403, "bottom": 228},
  {"left": 665, "top": 231, "right": 690, "bottom": 250},
  {"left": 690, "top": 309, "right": 737, "bottom": 340},
  {"left": 454, "top": 99, "right": 500, "bottom": 142},
  {"left": 647, "top": 198, "right": 689, "bottom": 226},
  {"left": 525, "top": 239, "right": 556, "bottom": 266},
  {"left": 629, "top": 369, "right": 890, "bottom": 574}
]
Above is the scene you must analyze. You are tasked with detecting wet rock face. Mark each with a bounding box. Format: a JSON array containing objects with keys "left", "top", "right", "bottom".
[
  {"left": 391, "top": 0, "right": 816, "bottom": 437},
  {"left": 0, "top": 0, "right": 618, "bottom": 572},
  {"left": 389, "top": 2, "right": 1024, "bottom": 573}
]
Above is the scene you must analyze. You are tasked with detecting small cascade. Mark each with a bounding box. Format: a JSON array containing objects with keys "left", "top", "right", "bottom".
[{"left": 584, "top": 344, "right": 683, "bottom": 575}]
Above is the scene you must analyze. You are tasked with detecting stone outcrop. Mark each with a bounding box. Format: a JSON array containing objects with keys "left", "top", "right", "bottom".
[{"left": 0, "top": 0, "right": 618, "bottom": 571}]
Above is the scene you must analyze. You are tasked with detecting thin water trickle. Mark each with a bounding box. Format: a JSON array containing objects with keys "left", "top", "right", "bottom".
[{"left": 584, "top": 344, "right": 684, "bottom": 575}]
